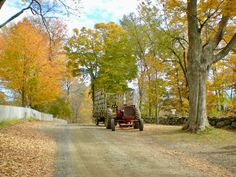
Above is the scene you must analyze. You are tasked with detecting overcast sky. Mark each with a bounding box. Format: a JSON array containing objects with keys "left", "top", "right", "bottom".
[{"left": 0, "top": 0, "right": 140, "bottom": 33}]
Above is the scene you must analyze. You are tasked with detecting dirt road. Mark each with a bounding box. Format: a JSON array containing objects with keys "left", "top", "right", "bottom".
[{"left": 39, "top": 123, "right": 236, "bottom": 177}]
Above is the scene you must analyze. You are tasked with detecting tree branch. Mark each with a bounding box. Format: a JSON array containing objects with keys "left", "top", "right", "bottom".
[
  {"left": 214, "top": 33, "right": 236, "bottom": 63},
  {"left": 212, "top": 16, "right": 229, "bottom": 48},
  {"left": 172, "top": 37, "right": 188, "bottom": 46},
  {"left": 0, "top": 0, "right": 6, "bottom": 10},
  {"left": 0, "top": 0, "right": 34, "bottom": 28},
  {"left": 199, "top": 1, "right": 223, "bottom": 31},
  {"left": 168, "top": 47, "right": 189, "bottom": 87},
  {"left": 0, "top": 0, "right": 80, "bottom": 29}
]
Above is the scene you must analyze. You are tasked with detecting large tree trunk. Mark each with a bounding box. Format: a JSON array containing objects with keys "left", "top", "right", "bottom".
[
  {"left": 184, "top": 0, "right": 236, "bottom": 132},
  {"left": 184, "top": 0, "right": 210, "bottom": 132},
  {"left": 198, "top": 64, "right": 209, "bottom": 129},
  {"left": 184, "top": 61, "right": 210, "bottom": 132}
]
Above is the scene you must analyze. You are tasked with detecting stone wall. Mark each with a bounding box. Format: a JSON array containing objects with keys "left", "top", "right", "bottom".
[
  {"left": 143, "top": 116, "right": 236, "bottom": 129},
  {"left": 209, "top": 116, "right": 236, "bottom": 129}
]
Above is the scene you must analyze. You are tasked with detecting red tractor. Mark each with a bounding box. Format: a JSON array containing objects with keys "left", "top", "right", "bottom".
[
  {"left": 110, "top": 104, "right": 144, "bottom": 131},
  {"left": 93, "top": 90, "right": 144, "bottom": 131}
]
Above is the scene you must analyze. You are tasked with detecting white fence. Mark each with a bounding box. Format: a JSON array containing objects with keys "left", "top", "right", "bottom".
[{"left": 0, "top": 105, "right": 66, "bottom": 123}]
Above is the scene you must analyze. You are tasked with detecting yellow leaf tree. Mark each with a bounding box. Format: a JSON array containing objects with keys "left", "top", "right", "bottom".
[
  {"left": 159, "top": 0, "right": 236, "bottom": 132},
  {"left": 0, "top": 19, "right": 63, "bottom": 107}
]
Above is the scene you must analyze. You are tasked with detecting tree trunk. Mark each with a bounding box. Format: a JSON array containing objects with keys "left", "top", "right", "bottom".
[
  {"left": 155, "top": 71, "right": 158, "bottom": 119},
  {"left": 183, "top": 0, "right": 210, "bottom": 132},
  {"left": 91, "top": 82, "right": 95, "bottom": 103},
  {"left": 184, "top": 0, "right": 236, "bottom": 132},
  {"left": 147, "top": 74, "right": 152, "bottom": 118},
  {"left": 183, "top": 61, "right": 210, "bottom": 132},
  {"left": 21, "top": 90, "right": 26, "bottom": 107},
  {"left": 197, "top": 65, "right": 209, "bottom": 130},
  {"left": 148, "top": 100, "right": 152, "bottom": 117},
  {"left": 138, "top": 81, "right": 143, "bottom": 112},
  {"left": 175, "top": 68, "right": 184, "bottom": 113}
]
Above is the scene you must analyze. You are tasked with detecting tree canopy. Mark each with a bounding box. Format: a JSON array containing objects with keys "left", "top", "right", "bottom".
[
  {"left": 65, "top": 22, "right": 137, "bottom": 99},
  {"left": 0, "top": 0, "right": 235, "bottom": 128},
  {"left": 0, "top": 19, "right": 65, "bottom": 107}
]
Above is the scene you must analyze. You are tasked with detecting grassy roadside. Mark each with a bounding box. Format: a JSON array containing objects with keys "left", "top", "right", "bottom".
[
  {"left": 0, "top": 119, "right": 21, "bottom": 127},
  {"left": 0, "top": 118, "right": 36, "bottom": 127},
  {"left": 147, "top": 124, "right": 236, "bottom": 145}
]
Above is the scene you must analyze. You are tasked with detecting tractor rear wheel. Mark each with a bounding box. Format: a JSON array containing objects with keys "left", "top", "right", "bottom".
[
  {"left": 105, "top": 109, "right": 112, "bottom": 129},
  {"left": 134, "top": 106, "right": 141, "bottom": 120},
  {"left": 139, "top": 119, "right": 144, "bottom": 131},
  {"left": 111, "top": 119, "right": 115, "bottom": 131},
  {"left": 134, "top": 106, "right": 141, "bottom": 129},
  {"left": 133, "top": 121, "right": 139, "bottom": 129}
]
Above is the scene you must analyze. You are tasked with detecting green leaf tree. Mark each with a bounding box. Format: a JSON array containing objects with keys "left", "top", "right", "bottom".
[{"left": 65, "top": 22, "right": 137, "bottom": 101}]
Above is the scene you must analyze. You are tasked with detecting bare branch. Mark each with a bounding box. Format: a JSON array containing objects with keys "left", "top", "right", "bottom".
[
  {"left": 0, "top": 0, "right": 80, "bottom": 29},
  {"left": 57, "top": 0, "right": 71, "bottom": 16},
  {"left": 0, "top": 0, "right": 34, "bottom": 28},
  {"left": 29, "top": 1, "right": 52, "bottom": 40}
]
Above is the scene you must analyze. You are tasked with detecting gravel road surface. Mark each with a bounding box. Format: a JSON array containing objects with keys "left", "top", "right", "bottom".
[{"left": 39, "top": 123, "right": 236, "bottom": 177}]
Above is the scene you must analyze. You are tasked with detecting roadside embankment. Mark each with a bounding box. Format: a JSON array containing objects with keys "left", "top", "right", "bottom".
[{"left": 0, "top": 120, "right": 57, "bottom": 177}]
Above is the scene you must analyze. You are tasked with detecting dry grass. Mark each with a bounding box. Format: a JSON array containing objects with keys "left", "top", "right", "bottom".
[
  {"left": 145, "top": 124, "right": 236, "bottom": 144},
  {"left": 144, "top": 124, "right": 236, "bottom": 176}
]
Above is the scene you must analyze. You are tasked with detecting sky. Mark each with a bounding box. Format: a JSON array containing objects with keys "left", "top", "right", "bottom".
[{"left": 0, "top": 0, "right": 140, "bottom": 33}]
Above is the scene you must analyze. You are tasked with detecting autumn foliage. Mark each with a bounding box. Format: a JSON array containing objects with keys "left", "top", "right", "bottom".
[
  {"left": 120, "top": 0, "right": 236, "bottom": 124},
  {"left": 0, "top": 19, "right": 64, "bottom": 107},
  {"left": 0, "top": 1, "right": 235, "bottom": 125}
]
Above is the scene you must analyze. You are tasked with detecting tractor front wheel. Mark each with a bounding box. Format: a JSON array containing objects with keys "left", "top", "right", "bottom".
[{"left": 111, "top": 119, "right": 115, "bottom": 131}]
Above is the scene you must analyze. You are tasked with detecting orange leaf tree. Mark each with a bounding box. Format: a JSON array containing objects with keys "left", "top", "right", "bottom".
[{"left": 0, "top": 19, "right": 63, "bottom": 107}]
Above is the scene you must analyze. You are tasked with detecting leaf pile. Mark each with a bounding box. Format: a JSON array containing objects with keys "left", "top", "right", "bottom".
[{"left": 0, "top": 121, "right": 56, "bottom": 177}]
